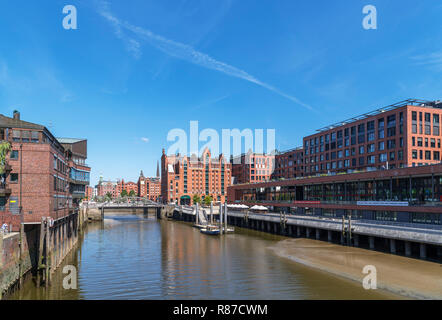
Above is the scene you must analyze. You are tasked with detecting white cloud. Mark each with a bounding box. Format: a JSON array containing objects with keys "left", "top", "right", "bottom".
[
  {"left": 141, "top": 137, "right": 149, "bottom": 143},
  {"left": 411, "top": 51, "right": 442, "bottom": 72},
  {"left": 96, "top": 1, "right": 313, "bottom": 110}
]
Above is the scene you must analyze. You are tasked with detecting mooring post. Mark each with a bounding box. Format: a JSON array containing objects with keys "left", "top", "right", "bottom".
[
  {"left": 220, "top": 203, "right": 223, "bottom": 233},
  {"left": 195, "top": 203, "right": 199, "bottom": 225},
  {"left": 348, "top": 214, "right": 352, "bottom": 246},
  {"left": 210, "top": 202, "right": 213, "bottom": 225},
  {"left": 19, "top": 223, "right": 25, "bottom": 287},
  {"left": 219, "top": 203, "right": 222, "bottom": 225},
  {"left": 45, "top": 219, "right": 50, "bottom": 288},
  {"left": 224, "top": 203, "right": 228, "bottom": 233},
  {"left": 37, "top": 217, "right": 46, "bottom": 287},
  {"left": 341, "top": 215, "right": 346, "bottom": 245}
]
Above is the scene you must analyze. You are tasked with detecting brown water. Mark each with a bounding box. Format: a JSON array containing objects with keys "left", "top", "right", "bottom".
[{"left": 9, "top": 214, "right": 402, "bottom": 300}]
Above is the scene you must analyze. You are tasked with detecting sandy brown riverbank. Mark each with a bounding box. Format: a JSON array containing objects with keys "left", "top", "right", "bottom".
[{"left": 269, "top": 239, "right": 442, "bottom": 300}]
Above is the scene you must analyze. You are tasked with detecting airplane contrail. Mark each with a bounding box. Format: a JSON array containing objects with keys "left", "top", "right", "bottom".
[{"left": 97, "top": 1, "right": 313, "bottom": 110}]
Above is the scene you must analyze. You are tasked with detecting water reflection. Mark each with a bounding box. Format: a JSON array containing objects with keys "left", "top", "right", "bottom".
[{"left": 9, "top": 215, "right": 397, "bottom": 300}]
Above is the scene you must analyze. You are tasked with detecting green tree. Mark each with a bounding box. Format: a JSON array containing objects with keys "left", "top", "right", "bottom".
[
  {"left": 203, "top": 195, "right": 213, "bottom": 206},
  {"left": 192, "top": 194, "right": 201, "bottom": 204},
  {"left": 0, "top": 141, "right": 11, "bottom": 175},
  {"left": 105, "top": 192, "right": 112, "bottom": 200},
  {"left": 129, "top": 190, "right": 136, "bottom": 197},
  {"left": 121, "top": 190, "right": 128, "bottom": 197}
]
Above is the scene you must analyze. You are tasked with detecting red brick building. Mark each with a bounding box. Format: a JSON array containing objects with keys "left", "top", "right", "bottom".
[
  {"left": 137, "top": 171, "right": 161, "bottom": 201},
  {"left": 116, "top": 179, "right": 138, "bottom": 196},
  {"left": 161, "top": 148, "right": 231, "bottom": 205},
  {"left": 272, "top": 147, "right": 304, "bottom": 180},
  {"left": 85, "top": 185, "right": 95, "bottom": 200},
  {"left": 96, "top": 177, "right": 117, "bottom": 198},
  {"left": 231, "top": 152, "right": 275, "bottom": 184},
  {"left": 303, "top": 99, "right": 442, "bottom": 176},
  {"left": 0, "top": 111, "right": 90, "bottom": 231}
]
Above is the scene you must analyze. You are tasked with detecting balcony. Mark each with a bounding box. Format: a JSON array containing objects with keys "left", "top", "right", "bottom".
[{"left": 0, "top": 182, "right": 12, "bottom": 196}]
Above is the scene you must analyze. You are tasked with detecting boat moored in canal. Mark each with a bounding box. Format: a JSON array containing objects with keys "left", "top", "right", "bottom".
[{"left": 200, "top": 225, "right": 221, "bottom": 235}]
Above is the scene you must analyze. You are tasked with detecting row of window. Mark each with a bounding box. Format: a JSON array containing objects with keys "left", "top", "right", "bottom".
[
  {"left": 307, "top": 146, "right": 405, "bottom": 165},
  {"left": 411, "top": 150, "right": 441, "bottom": 161},
  {"left": 305, "top": 113, "right": 405, "bottom": 152},
  {"left": 411, "top": 137, "right": 441, "bottom": 148}
]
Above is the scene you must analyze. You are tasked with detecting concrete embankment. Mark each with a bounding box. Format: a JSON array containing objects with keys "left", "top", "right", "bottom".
[
  {"left": 270, "top": 238, "right": 442, "bottom": 300},
  {"left": 1, "top": 207, "right": 90, "bottom": 299}
]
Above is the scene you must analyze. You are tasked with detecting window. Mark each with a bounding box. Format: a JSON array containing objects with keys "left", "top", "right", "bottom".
[
  {"left": 387, "top": 115, "right": 396, "bottom": 127},
  {"left": 12, "top": 130, "right": 20, "bottom": 142},
  {"left": 359, "top": 146, "right": 364, "bottom": 154},
  {"left": 22, "top": 131, "right": 30, "bottom": 142},
  {"left": 378, "top": 141, "right": 385, "bottom": 151},
  {"left": 367, "top": 155, "right": 376, "bottom": 164},
  {"left": 10, "top": 173, "right": 19, "bottom": 183},
  {"left": 434, "top": 114, "right": 440, "bottom": 135},
  {"left": 412, "top": 124, "right": 417, "bottom": 134},
  {"left": 10, "top": 150, "right": 19, "bottom": 160},
  {"left": 390, "top": 152, "right": 395, "bottom": 161},
  {"left": 0, "top": 196, "right": 6, "bottom": 211},
  {"left": 412, "top": 112, "right": 417, "bottom": 121},
  {"left": 412, "top": 150, "right": 418, "bottom": 159},
  {"left": 387, "top": 127, "right": 396, "bottom": 137},
  {"left": 434, "top": 151, "right": 440, "bottom": 161},
  {"left": 425, "top": 151, "right": 431, "bottom": 160},
  {"left": 387, "top": 139, "right": 396, "bottom": 149},
  {"left": 425, "top": 125, "right": 431, "bottom": 135},
  {"left": 367, "top": 144, "right": 375, "bottom": 153},
  {"left": 379, "top": 153, "right": 387, "bottom": 162},
  {"left": 417, "top": 138, "right": 423, "bottom": 147},
  {"left": 31, "top": 131, "right": 39, "bottom": 143}
]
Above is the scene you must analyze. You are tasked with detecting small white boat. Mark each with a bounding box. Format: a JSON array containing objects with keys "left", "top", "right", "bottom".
[
  {"left": 200, "top": 225, "right": 220, "bottom": 235},
  {"left": 193, "top": 224, "right": 206, "bottom": 229},
  {"left": 223, "top": 227, "right": 235, "bottom": 233}
]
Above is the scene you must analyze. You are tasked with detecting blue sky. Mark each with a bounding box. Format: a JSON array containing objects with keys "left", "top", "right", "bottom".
[{"left": 0, "top": 0, "right": 441, "bottom": 185}]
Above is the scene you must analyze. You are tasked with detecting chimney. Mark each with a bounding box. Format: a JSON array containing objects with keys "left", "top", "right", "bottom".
[{"left": 13, "top": 110, "right": 20, "bottom": 120}]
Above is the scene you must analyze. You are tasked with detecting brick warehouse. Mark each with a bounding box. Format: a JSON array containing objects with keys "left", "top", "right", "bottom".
[
  {"left": 138, "top": 171, "right": 161, "bottom": 201},
  {"left": 0, "top": 111, "right": 91, "bottom": 296},
  {"left": 303, "top": 99, "right": 442, "bottom": 175},
  {"left": 161, "top": 148, "right": 231, "bottom": 205},
  {"left": 230, "top": 99, "right": 442, "bottom": 184}
]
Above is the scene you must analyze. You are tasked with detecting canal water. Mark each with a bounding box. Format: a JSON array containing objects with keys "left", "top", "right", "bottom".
[{"left": 9, "top": 214, "right": 399, "bottom": 300}]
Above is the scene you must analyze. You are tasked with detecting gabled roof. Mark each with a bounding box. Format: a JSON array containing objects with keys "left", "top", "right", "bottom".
[{"left": 0, "top": 114, "right": 45, "bottom": 130}]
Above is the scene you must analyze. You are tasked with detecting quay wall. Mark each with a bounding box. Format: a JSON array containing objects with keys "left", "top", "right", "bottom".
[{"left": 1, "top": 210, "right": 88, "bottom": 299}]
